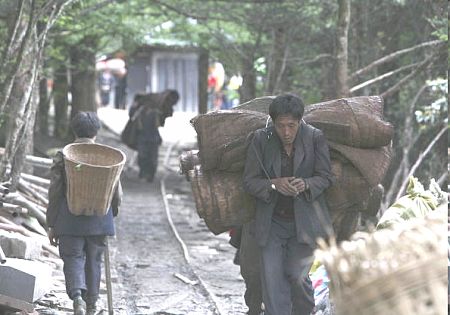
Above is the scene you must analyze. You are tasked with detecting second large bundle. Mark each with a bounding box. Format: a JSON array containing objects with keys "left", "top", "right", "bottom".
[
  {"left": 188, "top": 167, "right": 255, "bottom": 235},
  {"left": 304, "top": 96, "right": 394, "bottom": 148}
]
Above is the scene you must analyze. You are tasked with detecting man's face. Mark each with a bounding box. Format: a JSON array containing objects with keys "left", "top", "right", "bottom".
[{"left": 274, "top": 114, "right": 300, "bottom": 145}]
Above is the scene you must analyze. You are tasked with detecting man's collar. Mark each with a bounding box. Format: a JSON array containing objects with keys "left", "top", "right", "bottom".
[{"left": 74, "top": 137, "right": 95, "bottom": 144}]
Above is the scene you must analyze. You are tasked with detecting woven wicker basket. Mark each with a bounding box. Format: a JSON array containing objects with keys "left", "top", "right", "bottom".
[
  {"left": 63, "top": 143, "right": 126, "bottom": 216},
  {"left": 316, "top": 208, "right": 447, "bottom": 315},
  {"left": 188, "top": 166, "right": 255, "bottom": 235},
  {"left": 190, "top": 110, "right": 268, "bottom": 171}
]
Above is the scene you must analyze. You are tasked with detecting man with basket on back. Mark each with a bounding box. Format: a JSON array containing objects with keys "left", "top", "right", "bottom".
[{"left": 47, "top": 112, "right": 122, "bottom": 315}]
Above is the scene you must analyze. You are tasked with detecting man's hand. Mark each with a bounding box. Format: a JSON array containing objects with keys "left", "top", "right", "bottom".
[
  {"left": 47, "top": 228, "right": 58, "bottom": 246},
  {"left": 270, "top": 177, "right": 298, "bottom": 196},
  {"left": 290, "top": 178, "right": 307, "bottom": 193}
]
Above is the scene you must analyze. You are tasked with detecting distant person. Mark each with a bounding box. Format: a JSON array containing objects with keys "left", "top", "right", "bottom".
[
  {"left": 47, "top": 112, "right": 122, "bottom": 315},
  {"left": 129, "top": 90, "right": 179, "bottom": 182},
  {"left": 213, "top": 90, "right": 224, "bottom": 110},
  {"left": 243, "top": 93, "right": 334, "bottom": 315},
  {"left": 98, "top": 70, "right": 114, "bottom": 106},
  {"left": 114, "top": 68, "right": 127, "bottom": 109}
]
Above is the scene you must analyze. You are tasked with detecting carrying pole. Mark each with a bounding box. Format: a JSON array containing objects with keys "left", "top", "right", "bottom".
[{"left": 104, "top": 238, "right": 114, "bottom": 314}]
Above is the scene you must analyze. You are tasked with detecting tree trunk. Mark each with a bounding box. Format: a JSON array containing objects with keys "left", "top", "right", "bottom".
[
  {"left": 11, "top": 83, "right": 38, "bottom": 188},
  {"left": 265, "top": 25, "right": 288, "bottom": 95},
  {"left": 0, "top": 0, "right": 76, "bottom": 183},
  {"left": 69, "top": 37, "right": 98, "bottom": 116},
  {"left": 239, "top": 54, "right": 256, "bottom": 103},
  {"left": 2, "top": 30, "right": 39, "bottom": 185},
  {"left": 198, "top": 48, "right": 209, "bottom": 114},
  {"left": 53, "top": 64, "right": 69, "bottom": 139},
  {"left": 335, "top": 0, "right": 351, "bottom": 98},
  {"left": 38, "top": 77, "right": 49, "bottom": 135}
]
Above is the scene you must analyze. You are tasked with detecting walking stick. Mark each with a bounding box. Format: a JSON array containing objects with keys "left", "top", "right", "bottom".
[
  {"left": 104, "top": 237, "right": 114, "bottom": 314},
  {"left": 0, "top": 244, "right": 7, "bottom": 264}
]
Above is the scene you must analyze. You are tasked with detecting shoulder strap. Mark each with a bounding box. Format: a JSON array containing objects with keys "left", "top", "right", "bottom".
[{"left": 251, "top": 129, "right": 273, "bottom": 180}]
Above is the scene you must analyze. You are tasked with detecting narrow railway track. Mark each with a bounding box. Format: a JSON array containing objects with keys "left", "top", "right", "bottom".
[
  {"left": 98, "top": 127, "right": 246, "bottom": 314},
  {"left": 159, "top": 141, "right": 225, "bottom": 315}
]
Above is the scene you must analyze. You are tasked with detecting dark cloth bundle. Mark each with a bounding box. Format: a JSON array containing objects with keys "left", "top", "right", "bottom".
[{"left": 121, "top": 90, "right": 179, "bottom": 149}]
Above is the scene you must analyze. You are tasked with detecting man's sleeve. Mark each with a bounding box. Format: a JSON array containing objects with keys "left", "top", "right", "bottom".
[
  {"left": 304, "top": 129, "right": 335, "bottom": 201},
  {"left": 46, "top": 152, "right": 65, "bottom": 227},
  {"left": 242, "top": 132, "right": 274, "bottom": 203}
]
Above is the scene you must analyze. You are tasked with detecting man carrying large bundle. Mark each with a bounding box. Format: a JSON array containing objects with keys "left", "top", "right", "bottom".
[
  {"left": 124, "top": 90, "right": 179, "bottom": 182},
  {"left": 243, "top": 94, "right": 334, "bottom": 315},
  {"left": 46, "top": 112, "right": 122, "bottom": 315}
]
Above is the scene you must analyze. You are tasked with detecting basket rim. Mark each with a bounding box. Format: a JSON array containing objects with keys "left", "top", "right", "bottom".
[
  {"left": 332, "top": 254, "right": 446, "bottom": 301},
  {"left": 62, "top": 142, "right": 126, "bottom": 168}
]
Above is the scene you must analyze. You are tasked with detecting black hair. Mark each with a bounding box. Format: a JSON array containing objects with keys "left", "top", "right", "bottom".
[
  {"left": 269, "top": 93, "right": 305, "bottom": 121},
  {"left": 165, "top": 89, "right": 179, "bottom": 105},
  {"left": 70, "top": 111, "right": 101, "bottom": 138}
]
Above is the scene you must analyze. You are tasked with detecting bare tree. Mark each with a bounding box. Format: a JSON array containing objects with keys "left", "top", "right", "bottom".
[
  {"left": 335, "top": 0, "right": 350, "bottom": 98},
  {"left": 265, "top": 25, "right": 289, "bottom": 95},
  {"left": 0, "top": 0, "right": 77, "bottom": 187}
]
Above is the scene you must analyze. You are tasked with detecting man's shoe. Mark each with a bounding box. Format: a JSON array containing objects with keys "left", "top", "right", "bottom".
[
  {"left": 86, "top": 302, "right": 97, "bottom": 315},
  {"left": 73, "top": 296, "right": 86, "bottom": 315}
]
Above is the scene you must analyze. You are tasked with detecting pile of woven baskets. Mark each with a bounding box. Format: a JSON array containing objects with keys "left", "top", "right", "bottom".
[
  {"left": 315, "top": 205, "right": 447, "bottom": 315},
  {"left": 181, "top": 96, "right": 393, "bottom": 238}
]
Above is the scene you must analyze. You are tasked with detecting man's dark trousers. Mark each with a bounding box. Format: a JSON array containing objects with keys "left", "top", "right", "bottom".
[
  {"left": 260, "top": 218, "right": 315, "bottom": 315},
  {"left": 137, "top": 140, "right": 159, "bottom": 181},
  {"left": 59, "top": 235, "right": 106, "bottom": 304}
]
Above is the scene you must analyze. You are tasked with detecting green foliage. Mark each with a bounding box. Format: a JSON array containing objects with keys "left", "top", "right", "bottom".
[
  {"left": 414, "top": 79, "right": 448, "bottom": 127},
  {"left": 45, "top": 0, "right": 168, "bottom": 68},
  {"left": 377, "top": 177, "right": 441, "bottom": 229}
]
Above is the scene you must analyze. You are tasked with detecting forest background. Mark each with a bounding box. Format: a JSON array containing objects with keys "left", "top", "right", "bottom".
[{"left": 0, "top": 0, "right": 447, "bottom": 215}]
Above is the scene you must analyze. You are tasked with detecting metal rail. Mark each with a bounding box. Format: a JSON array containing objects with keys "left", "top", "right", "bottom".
[{"left": 160, "top": 141, "right": 224, "bottom": 315}]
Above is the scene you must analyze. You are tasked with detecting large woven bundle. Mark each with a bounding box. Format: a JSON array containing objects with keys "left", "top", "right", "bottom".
[
  {"left": 181, "top": 150, "right": 374, "bottom": 239},
  {"left": 185, "top": 95, "right": 393, "bottom": 237},
  {"left": 326, "top": 159, "right": 374, "bottom": 241},
  {"left": 234, "top": 96, "right": 275, "bottom": 114},
  {"left": 304, "top": 96, "right": 393, "bottom": 148},
  {"left": 191, "top": 110, "right": 268, "bottom": 171},
  {"left": 237, "top": 95, "right": 394, "bottom": 149},
  {"left": 188, "top": 167, "right": 255, "bottom": 235},
  {"left": 63, "top": 143, "right": 126, "bottom": 216},
  {"left": 316, "top": 208, "right": 447, "bottom": 315},
  {"left": 326, "top": 160, "right": 370, "bottom": 212},
  {"left": 328, "top": 142, "right": 391, "bottom": 187}
]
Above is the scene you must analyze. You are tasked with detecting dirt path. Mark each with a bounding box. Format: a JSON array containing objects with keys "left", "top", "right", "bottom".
[
  {"left": 32, "top": 126, "right": 248, "bottom": 315},
  {"left": 100, "top": 132, "right": 248, "bottom": 314}
]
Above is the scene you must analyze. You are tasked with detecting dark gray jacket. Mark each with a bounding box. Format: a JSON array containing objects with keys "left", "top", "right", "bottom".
[{"left": 243, "top": 122, "right": 334, "bottom": 247}]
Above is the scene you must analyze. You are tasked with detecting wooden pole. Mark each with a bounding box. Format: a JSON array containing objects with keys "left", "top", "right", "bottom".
[
  {"left": 18, "top": 179, "right": 49, "bottom": 206},
  {"left": 0, "top": 201, "right": 26, "bottom": 214},
  {"left": 0, "top": 218, "right": 59, "bottom": 257},
  {"left": 104, "top": 238, "right": 114, "bottom": 314},
  {"left": 4, "top": 193, "right": 46, "bottom": 224},
  {"left": 19, "top": 173, "right": 50, "bottom": 188}
]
